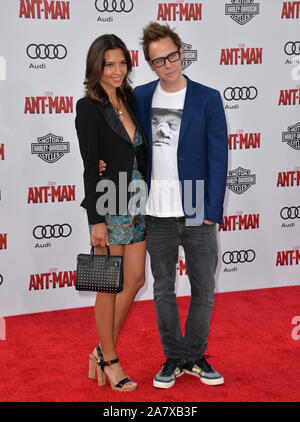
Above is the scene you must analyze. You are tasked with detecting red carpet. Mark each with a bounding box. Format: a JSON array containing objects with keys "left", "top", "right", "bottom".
[{"left": 0, "top": 286, "right": 299, "bottom": 402}]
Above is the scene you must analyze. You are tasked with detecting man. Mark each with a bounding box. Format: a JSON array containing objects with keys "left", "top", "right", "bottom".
[
  {"left": 99, "top": 22, "right": 228, "bottom": 389},
  {"left": 133, "top": 22, "right": 228, "bottom": 389}
]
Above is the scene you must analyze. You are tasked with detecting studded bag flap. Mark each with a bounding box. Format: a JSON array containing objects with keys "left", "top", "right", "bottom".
[{"left": 75, "top": 246, "right": 123, "bottom": 293}]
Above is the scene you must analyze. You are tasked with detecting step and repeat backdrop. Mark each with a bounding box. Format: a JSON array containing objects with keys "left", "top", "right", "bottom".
[{"left": 0, "top": 0, "right": 299, "bottom": 317}]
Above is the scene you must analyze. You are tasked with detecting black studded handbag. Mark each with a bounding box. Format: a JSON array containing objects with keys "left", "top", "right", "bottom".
[{"left": 75, "top": 245, "right": 123, "bottom": 293}]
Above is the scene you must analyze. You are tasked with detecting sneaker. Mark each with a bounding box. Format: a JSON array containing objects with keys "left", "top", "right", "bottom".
[
  {"left": 153, "top": 358, "right": 184, "bottom": 389},
  {"left": 183, "top": 356, "right": 224, "bottom": 385}
]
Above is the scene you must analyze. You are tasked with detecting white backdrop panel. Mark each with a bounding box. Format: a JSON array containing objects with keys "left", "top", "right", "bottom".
[{"left": 0, "top": 0, "right": 299, "bottom": 316}]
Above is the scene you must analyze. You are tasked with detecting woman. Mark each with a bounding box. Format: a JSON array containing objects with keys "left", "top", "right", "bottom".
[{"left": 75, "top": 34, "right": 148, "bottom": 392}]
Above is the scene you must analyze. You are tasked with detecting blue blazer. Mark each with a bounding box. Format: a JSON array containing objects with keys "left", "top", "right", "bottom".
[{"left": 133, "top": 75, "right": 228, "bottom": 225}]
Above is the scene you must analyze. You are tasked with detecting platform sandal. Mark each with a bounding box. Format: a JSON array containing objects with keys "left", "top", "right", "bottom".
[
  {"left": 98, "top": 358, "right": 137, "bottom": 392},
  {"left": 88, "top": 345, "right": 103, "bottom": 384}
]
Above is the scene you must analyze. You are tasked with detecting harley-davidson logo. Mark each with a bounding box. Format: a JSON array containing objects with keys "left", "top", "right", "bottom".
[
  {"left": 282, "top": 122, "right": 300, "bottom": 150},
  {"left": 225, "top": 0, "right": 260, "bottom": 25},
  {"left": 181, "top": 42, "right": 197, "bottom": 70},
  {"left": 31, "top": 133, "right": 70, "bottom": 163},
  {"left": 227, "top": 167, "right": 256, "bottom": 194}
]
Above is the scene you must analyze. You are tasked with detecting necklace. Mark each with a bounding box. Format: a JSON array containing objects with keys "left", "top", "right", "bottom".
[{"left": 111, "top": 97, "right": 123, "bottom": 121}]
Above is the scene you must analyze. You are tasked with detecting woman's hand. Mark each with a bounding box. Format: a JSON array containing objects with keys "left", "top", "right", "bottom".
[
  {"left": 91, "top": 223, "right": 108, "bottom": 247},
  {"left": 99, "top": 160, "right": 107, "bottom": 176}
]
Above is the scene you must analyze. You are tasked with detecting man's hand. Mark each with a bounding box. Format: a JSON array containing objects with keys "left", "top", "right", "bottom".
[
  {"left": 91, "top": 223, "right": 108, "bottom": 247},
  {"left": 99, "top": 160, "right": 107, "bottom": 176},
  {"left": 203, "top": 220, "right": 214, "bottom": 225}
]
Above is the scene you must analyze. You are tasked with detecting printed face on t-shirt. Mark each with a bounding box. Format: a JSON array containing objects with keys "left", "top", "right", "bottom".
[{"left": 152, "top": 108, "right": 182, "bottom": 147}]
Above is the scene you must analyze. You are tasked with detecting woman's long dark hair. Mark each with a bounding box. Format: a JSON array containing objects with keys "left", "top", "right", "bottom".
[{"left": 84, "top": 34, "right": 132, "bottom": 105}]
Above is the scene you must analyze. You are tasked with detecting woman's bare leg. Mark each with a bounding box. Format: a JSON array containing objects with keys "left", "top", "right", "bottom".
[
  {"left": 113, "top": 240, "right": 146, "bottom": 342},
  {"left": 93, "top": 244, "right": 135, "bottom": 386}
]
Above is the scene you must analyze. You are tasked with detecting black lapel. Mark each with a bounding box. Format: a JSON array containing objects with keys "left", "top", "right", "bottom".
[
  {"left": 97, "top": 103, "right": 132, "bottom": 145},
  {"left": 125, "top": 102, "right": 148, "bottom": 148}
]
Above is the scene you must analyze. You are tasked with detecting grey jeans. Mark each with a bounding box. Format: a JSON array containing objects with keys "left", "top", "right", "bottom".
[{"left": 145, "top": 216, "right": 218, "bottom": 360}]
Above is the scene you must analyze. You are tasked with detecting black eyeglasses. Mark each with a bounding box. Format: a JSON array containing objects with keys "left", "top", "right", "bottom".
[{"left": 150, "top": 50, "right": 181, "bottom": 68}]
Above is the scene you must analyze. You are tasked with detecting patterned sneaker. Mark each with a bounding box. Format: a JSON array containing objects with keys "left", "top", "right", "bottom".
[
  {"left": 183, "top": 356, "right": 224, "bottom": 385},
  {"left": 153, "top": 358, "right": 184, "bottom": 389}
]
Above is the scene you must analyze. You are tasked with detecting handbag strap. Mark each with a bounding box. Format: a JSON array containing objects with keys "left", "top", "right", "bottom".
[{"left": 90, "top": 245, "right": 110, "bottom": 262}]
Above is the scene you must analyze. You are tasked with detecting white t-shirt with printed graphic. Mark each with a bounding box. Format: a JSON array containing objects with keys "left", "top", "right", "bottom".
[{"left": 146, "top": 82, "right": 187, "bottom": 217}]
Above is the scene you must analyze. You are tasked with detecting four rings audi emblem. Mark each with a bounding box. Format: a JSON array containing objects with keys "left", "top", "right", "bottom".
[
  {"left": 284, "top": 41, "right": 300, "bottom": 55},
  {"left": 26, "top": 44, "right": 67, "bottom": 60},
  {"left": 95, "top": 0, "right": 134, "bottom": 12},
  {"left": 33, "top": 224, "right": 72, "bottom": 239},
  {"left": 222, "top": 250, "right": 256, "bottom": 264},
  {"left": 280, "top": 206, "right": 300, "bottom": 220},
  {"left": 0, "top": 274, "right": 3, "bottom": 286},
  {"left": 224, "top": 86, "right": 258, "bottom": 101}
]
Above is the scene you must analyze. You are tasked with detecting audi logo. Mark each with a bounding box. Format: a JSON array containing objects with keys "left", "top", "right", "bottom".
[
  {"left": 284, "top": 41, "right": 300, "bottom": 56},
  {"left": 222, "top": 250, "right": 256, "bottom": 264},
  {"left": 26, "top": 44, "right": 67, "bottom": 60},
  {"left": 95, "top": 0, "right": 134, "bottom": 13},
  {"left": 33, "top": 224, "right": 72, "bottom": 239},
  {"left": 223, "top": 86, "right": 258, "bottom": 101},
  {"left": 0, "top": 274, "right": 3, "bottom": 286},
  {"left": 280, "top": 206, "right": 300, "bottom": 220}
]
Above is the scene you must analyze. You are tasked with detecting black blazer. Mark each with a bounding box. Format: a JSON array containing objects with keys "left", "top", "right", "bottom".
[{"left": 75, "top": 94, "right": 148, "bottom": 224}]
